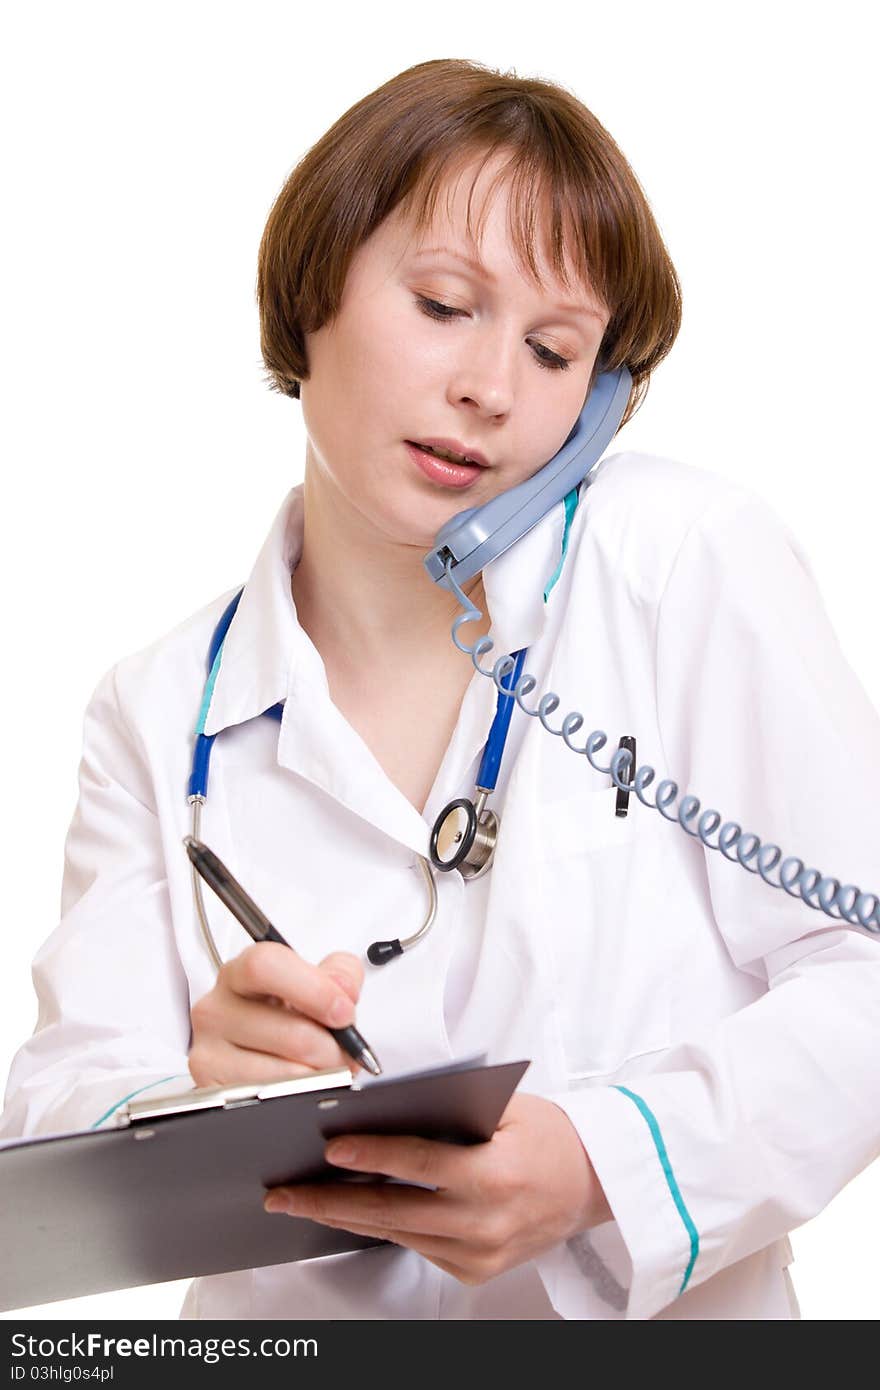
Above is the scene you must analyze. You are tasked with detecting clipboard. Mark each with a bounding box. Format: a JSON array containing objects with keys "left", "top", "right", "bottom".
[{"left": 0, "top": 1057, "right": 529, "bottom": 1312}]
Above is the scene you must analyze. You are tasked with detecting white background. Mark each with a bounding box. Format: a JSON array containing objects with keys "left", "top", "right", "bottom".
[{"left": 1, "top": 0, "right": 877, "bottom": 1321}]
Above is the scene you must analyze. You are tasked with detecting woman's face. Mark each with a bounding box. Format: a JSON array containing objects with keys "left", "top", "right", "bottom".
[{"left": 300, "top": 153, "right": 611, "bottom": 551}]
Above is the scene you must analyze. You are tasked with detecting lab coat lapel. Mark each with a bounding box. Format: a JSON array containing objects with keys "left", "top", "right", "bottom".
[
  {"left": 274, "top": 669, "right": 434, "bottom": 858},
  {"left": 201, "top": 487, "right": 304, "bottom": 736}
]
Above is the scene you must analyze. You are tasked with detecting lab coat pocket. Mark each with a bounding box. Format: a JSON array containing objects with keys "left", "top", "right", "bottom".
[{"left": 533, "top": 787, "right": 671, "bottom": 1080}]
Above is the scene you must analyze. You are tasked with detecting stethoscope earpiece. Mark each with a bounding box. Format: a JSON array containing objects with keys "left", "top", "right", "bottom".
[
  {"left": 364, "top": 652, "right": 528, "bottom": 965},
  {"left": 365, "top": 794, "right": 498, "bottom": 967},
  {"left": 367, "top": 938, "right": 404, "bottom": 966}
]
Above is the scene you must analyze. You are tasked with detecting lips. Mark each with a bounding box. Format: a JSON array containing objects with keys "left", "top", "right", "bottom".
[
  {"left": 406, "top": 437, "right": 490, "bottom": 469},
  {"left": 405, "top": 442, "right": 485, "bottom": 489}
]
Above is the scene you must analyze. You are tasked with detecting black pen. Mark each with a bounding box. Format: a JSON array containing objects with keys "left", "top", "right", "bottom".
[{"left": 183, "top": 835, "right": 382, "bottom": 1077}]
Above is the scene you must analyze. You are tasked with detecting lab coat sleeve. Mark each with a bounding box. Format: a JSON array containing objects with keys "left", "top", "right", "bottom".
[
  {"left": 0, "top": 663, "right": 195, "bottom": 1140},
  {"left": 538, "top": 488, "right": 880, "bottom": 1320}
]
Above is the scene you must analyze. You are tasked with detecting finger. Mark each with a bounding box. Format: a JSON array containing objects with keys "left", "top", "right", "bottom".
[
  {"left": 223, "top": 943, "right": 356, "bottom": 1028},
  {"left": 193, "top": 985, "right": 353, "bottom": 1071},
  {"left": 206, "top": 991, "right": 356, "bottom": 1071},
  {"left": 269, "top": 1207, "right": 486, "bottom": 1280},
  {"left": 189, "top": 1038, "right": 330, "bottom": 1088},
  {"left": 318, "top": 951, "right": 364, "bottom": 1004},
  {"left": 264, "top": 1180, "right": 471, "bottom": 1239},
  {"left": 321, "top": 1133, "right": 476, "bottom": 1192},
  {"left": 301, "top": 1216, "right": 399, "bottom": 1246}
]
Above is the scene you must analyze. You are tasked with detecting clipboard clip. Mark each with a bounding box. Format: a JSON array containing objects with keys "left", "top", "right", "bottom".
[{"left": 116, "top": 1068, "right": 353, "bottom": 1127}]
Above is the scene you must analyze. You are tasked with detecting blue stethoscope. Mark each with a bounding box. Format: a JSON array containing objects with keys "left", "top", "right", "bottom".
[{"left": 187, "top": 587, "right": 528, "bottom": 970}]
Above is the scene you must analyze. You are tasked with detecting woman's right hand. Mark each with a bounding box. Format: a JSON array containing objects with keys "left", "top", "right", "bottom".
[{"left": 188, "top": 945, "right": 364, "bottom": 1088}]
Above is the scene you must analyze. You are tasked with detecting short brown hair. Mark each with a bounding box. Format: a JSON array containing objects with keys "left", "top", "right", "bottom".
[{"left": 257, "top": 58, "right": 682, "bottom": 428}]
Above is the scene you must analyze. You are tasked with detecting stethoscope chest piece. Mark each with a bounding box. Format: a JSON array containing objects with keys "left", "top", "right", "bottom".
[{"left": 429, "top": 791, "right": 497, "bottom": 881}]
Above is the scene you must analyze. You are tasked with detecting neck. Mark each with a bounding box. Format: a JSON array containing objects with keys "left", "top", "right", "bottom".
[{"left": 290, "top": 460, "right": 491, "bottom": 671}]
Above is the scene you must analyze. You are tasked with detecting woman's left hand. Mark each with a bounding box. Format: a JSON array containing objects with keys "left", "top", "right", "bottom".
[{"left": 263, "top": 1093, "right": 613, "bottom": 1285}]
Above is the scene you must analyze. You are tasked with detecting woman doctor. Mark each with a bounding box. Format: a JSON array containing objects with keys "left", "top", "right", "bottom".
[{"left": 3, "top": 59, "right": 880, "bottom": 1322}]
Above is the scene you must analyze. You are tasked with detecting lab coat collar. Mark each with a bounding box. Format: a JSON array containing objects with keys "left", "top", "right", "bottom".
[
  {"left": 202, "top": 484, "right": 569, "bottom": 741},
  {"left": 201, "top": 490, "right": 306, "bottom": 738},
  {"left": 200, "top": 484, "right": 569, "bottom": 854}
]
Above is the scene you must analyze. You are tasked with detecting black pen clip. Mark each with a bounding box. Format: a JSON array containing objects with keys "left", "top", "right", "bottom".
[{"left": 615, "top": 736, "right": 636, "bottom": 818}]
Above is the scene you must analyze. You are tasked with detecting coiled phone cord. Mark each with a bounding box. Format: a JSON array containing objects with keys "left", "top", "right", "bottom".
[{"left": 442, "top": 556, "right": 880, "bottom": 935}]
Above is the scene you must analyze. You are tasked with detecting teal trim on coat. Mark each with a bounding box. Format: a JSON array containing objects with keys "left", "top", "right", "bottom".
[
  {"left": 89, "top": 1074, "right": 186, "bottom": 1130},
  {"left": 195, "top": 644, "right": 225, "bottom": 735},
  {"left": 543, "top": 488, "right": 581, "bottom": 602},
  {"left": 613, "top": 1084, "right": 700, "bottom": 1295}
]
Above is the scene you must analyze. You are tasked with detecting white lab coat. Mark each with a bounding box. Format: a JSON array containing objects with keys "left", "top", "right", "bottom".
[{"left": 3, "top": 449, "right": 879, "bottom": 1320}]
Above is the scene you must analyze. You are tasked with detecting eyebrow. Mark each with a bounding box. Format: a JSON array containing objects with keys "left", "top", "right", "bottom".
[{"left": 408, "top": 245, "right": 606, "bottom": 322}]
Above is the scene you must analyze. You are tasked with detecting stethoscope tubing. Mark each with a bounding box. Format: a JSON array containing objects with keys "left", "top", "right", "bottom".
[
  {"left": 474, "top": 647, "right": 527, "bottom": 792},
  {"left": 188, "top": 794, "right": 224, "bottom": 972}
]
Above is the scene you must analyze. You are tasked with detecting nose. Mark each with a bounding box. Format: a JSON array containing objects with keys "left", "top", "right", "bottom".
[{"left": 446, "top": 329, "right": 516, "bottom": 421}]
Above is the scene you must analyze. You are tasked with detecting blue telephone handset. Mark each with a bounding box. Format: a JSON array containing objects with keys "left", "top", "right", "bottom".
[
  {"left": 420, "top": 363, "right": 880, "bottom": 938},
  {"left": 423, "top": 366, "right": 632, "bottom": 589}
]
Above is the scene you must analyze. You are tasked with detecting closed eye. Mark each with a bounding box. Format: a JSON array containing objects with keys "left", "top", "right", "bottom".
[
  {"left": 414, "top": 296, "right": 571, "bottom": 372},
  {"left": 417, "top": 295, "right": 462, "bottom": 321}
]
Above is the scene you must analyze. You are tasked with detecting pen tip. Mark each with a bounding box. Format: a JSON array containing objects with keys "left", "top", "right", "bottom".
[{"left": 360, "top": 1048, "right": 382, "bottom": 1078}]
